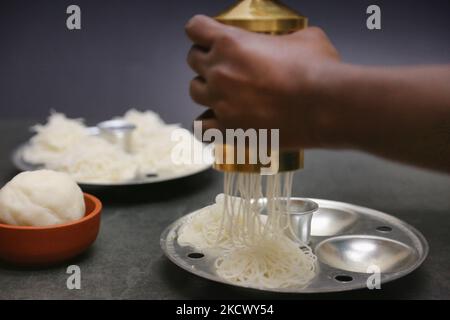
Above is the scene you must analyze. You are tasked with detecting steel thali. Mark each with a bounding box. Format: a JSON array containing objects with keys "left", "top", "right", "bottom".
[{"left": 160, "top": 198, "right": 428, "bottom": 293}]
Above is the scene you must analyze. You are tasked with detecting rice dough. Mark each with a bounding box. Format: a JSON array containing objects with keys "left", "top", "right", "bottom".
[{"left": 0, "top": 170, "right": 85, "bottom": 227}]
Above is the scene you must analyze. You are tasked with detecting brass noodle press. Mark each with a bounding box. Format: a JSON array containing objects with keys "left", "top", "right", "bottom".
[{"left": 211, "top": 0, "right": 307, "bottom": 173}]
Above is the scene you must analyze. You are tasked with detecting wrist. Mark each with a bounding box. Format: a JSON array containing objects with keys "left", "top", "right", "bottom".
[{"left": 307, "top": 62, "right": 361, "bottom": 149}]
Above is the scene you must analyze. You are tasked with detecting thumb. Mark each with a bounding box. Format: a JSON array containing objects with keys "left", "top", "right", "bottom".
[{"left": 185, "top": 15, "right": 229, "bottom": 48}]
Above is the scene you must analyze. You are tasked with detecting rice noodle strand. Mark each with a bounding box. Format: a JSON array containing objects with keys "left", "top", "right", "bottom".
[{"left": 178, "top": 171, "right": 317, "bottom": 289}]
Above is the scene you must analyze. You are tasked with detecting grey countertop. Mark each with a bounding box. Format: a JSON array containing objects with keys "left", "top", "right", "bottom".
[{"left": 0, "top": 119, "right": 449, "bottom": 300}]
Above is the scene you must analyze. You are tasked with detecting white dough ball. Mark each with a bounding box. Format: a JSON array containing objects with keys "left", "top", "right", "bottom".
[{"left": 0, "top": 170, "right": 85, "bottom": 227}]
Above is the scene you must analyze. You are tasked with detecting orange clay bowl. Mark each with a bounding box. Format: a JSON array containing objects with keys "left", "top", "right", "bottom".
[{"left": 0, "top": 193, "right": 102, "bottom": 267}]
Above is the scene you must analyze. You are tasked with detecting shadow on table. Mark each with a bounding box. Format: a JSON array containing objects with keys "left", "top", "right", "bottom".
[
  {"left": 155, "top": 256, "right": 428, "bottom": 300},
  {"left": 81, "top": 169, "right": 219, "bottom": 206}
]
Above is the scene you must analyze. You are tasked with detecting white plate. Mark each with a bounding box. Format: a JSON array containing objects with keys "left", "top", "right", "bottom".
[{"left": 11, "top": 129, "right": 213, "bottom": 187}]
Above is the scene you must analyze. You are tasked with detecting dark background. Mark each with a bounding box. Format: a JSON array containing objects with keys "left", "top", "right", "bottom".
[
  {"left": 0, "top": 0, "right": 449, "bottom": 300},
  {"left": 1, "top": 0, "right": 450, "bottom": 126}
]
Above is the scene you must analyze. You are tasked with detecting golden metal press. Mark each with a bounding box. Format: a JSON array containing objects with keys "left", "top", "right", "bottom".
[{"left": 212, "top": 0, "right": 308, "bottom": 173}]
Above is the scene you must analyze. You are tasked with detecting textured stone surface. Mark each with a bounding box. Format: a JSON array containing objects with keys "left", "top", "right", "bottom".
[{"left": 0, "top": 120, "right": 449, "bottom": 299}]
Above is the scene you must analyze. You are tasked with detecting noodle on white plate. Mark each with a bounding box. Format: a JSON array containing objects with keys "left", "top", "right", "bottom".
[
  {"left": 22, "top": 113, "right": 89, "bottom": 165},
  {"left": 22, "top": 110, "right": 207, "bottom": 183},
  {"left": 46, "top": 136, "right": 138, "bottom": 184}
]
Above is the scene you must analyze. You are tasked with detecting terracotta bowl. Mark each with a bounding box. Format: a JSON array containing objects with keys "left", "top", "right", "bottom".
[{"left": 0, "top": 193, "right": 102, "bottom": 267}]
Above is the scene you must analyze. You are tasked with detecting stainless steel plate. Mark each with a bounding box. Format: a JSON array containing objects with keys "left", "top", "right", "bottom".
[
  {"left": 160, "top": 198, "right": 428, "bottom": 293},
  {"left": 11, "top": 130, "right": 213, "bottom": 187}
]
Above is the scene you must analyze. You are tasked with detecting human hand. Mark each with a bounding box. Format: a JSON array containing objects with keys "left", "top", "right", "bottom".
[{"left": 186, "top": 15, "right": 341, "bottom": 148}]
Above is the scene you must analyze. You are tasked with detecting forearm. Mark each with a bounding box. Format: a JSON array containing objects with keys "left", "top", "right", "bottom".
[
  {"left": 184, "top": 16, "right": 450, "bottom": 172},
  {"left": 313, "top": 64, "right": 450, "bottom": 172}
]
